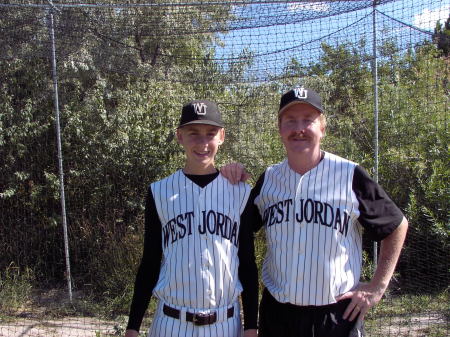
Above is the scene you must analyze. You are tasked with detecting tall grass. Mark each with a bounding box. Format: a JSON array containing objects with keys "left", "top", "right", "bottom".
[{"left": 0, "top": 263, "right": 34, "bottom": 318}]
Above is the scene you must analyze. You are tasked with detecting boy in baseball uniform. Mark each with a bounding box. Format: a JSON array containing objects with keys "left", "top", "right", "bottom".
[
  {"left": 222, "top": 88, "right": 408, "bottom": 337},
  {"left": 125, "top": 100, "right": 258, "bottom": 337}
]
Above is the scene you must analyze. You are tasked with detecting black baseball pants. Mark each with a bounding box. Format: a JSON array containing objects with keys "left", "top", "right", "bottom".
[{"left": 258, "top": 288, "right": 357, "bottom": 337}]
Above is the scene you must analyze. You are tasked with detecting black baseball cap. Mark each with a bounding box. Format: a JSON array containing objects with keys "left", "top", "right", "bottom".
[
  {"left": 278, "top": 87, "right": 324, "bottom": 116},
  {"left": 178, "top": 99, "right": 224, "bottom": 128}
]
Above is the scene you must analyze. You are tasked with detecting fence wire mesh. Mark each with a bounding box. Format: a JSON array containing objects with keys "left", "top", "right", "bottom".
[{"left": 0, "top": 0, "right": 449, "bottom": 336}]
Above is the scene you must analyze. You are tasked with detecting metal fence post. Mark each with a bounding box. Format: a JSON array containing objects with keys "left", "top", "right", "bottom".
[
  {"left": 372, "top": 0, "right": 379, "bottom": 269},
  {"left": 47, "top": 2, "right": 73, "bottom": 302}
]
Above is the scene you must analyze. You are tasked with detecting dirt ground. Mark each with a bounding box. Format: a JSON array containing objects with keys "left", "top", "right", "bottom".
[
  {"left": 364, "top": 312, "right": 448, "bottom": 337},
  {"left": 0, "top": 289, "right": 125, "bottom": 337},
  {"left": 1, "top": 289, "right": 447, "bottom": 337},
  {"left": 1, "top": 313, "right": 448, "bottom": 337},
  {"left": 0, "top": 317, "right": 118, "bottom": 337}
]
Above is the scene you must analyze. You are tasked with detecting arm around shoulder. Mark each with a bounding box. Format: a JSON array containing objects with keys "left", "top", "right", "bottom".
[{"left": 220, "top": 162, "right": 251, "bottom": 184}]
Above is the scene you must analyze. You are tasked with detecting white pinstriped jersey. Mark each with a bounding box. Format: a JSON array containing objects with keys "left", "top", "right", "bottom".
[
  {"left": 151, "top": 169, "right": 251, "bottom": 309},
  {"left": 255, "top": 152, "right": 363, "bottom": 306}
]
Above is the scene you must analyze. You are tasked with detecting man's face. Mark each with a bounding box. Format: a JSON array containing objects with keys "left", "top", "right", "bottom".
[
  {"left": 176, "top": 124, "right": 224, "bottom": 173},
  {"left": 278, "top": 103, "right": 325, "bottom": 156}
]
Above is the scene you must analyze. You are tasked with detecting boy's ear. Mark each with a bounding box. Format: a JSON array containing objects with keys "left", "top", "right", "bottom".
[{"left": 219, "top": 128, "right": 225, "bottom": 145}]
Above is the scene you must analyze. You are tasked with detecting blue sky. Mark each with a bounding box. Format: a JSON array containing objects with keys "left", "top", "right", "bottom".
[{"left": 214, "top": 0, "right": 449, "bottom": 79}]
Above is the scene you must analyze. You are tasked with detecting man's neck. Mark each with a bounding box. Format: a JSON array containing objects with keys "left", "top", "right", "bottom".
[{"left": 287, "top": 150, "right": 324, "bottom": 175}]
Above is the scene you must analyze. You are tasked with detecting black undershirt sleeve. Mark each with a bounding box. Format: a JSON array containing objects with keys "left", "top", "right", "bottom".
[
  {"left": 353, "top": 165, "right": 404, "bottom": 241},
  {"left": 126, "top": 187, "right": 162, "bottom": 332},
  {"left": 236, "top": 171, "right": 266, "bottom": 329},
  {"left": 238, "top": 198, "right": 259, "bottom": 330},
  {"left": 251, "top": 172, "right": 265, "bottom": 232}
]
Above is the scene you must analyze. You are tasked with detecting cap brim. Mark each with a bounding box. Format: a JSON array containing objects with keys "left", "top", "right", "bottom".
[
  {"left": 278, "top": 101, "right": 323, "bottom": 116},
  {"left": 178, "top": 120, "right": 224, "bottom": 128}
]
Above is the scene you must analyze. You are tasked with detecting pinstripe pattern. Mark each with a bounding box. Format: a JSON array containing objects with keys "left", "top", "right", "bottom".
[
  {"left": 149, "top": 170, "right": 250, "bottom": 336},
  {"left": 255, "top": 152, "right": 363, "bottom": 306}
]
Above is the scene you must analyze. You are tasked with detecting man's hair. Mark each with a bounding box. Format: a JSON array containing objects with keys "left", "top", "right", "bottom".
[{"left": 278, "top": 108, "right": 327, "bottom": 129}]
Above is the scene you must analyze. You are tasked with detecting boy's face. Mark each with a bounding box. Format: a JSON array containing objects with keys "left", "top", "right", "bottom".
[{"left": 176, "top": 124, "right": 225, "bottom": 174}]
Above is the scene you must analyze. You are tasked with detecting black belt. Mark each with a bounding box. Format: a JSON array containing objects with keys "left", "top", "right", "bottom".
[{"left": 163, "top": 304, "right": 234, "bottom": 326}]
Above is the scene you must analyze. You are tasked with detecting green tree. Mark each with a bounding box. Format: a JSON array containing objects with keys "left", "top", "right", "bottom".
[
  {"left": 306, "top": 41, "right": 374, "bottom": 164},
  {"left": 376, "top": 43, "right": 449, "bottom": 291},
  {"left": 0, "top": 2, "right": 236, "bottom": 303},
  {"left": 433, "top": 15, "right": 450, "bottom": 56}
]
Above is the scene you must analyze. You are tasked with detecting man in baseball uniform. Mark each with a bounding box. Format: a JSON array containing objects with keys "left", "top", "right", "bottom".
[
  {"left": 125, "top": 100, "right": 258, "bottom": 337},
  {"left": 222, "top": 87, "right": 408, "bottom": 337}
]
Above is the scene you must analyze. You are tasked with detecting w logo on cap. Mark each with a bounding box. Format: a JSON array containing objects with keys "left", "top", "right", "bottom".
[
  {"left": 193, "top": 103, "right": 207, "bottom": 115},
  {"left": 294, "top": 87, "right": 308, "bottom": 99}
]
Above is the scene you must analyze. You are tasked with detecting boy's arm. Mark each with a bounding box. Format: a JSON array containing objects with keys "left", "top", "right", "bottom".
[
  {"left": 238, "top": 196, "right": 260, "bottom": 332},
  {"left": 125, "top": 188, "right": 163, "bottom": 335}
]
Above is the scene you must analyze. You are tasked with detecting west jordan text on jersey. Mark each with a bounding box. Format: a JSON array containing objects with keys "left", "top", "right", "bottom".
[
  {"left": 263, "top": 198, "right": 350, "bottom": 236},
  {"left": 162, "top": 210, "right": 239, "bottom": 248}
]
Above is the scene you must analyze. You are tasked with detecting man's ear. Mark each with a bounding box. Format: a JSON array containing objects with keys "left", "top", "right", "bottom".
[{"left": 176, "top": 128, "right": 183, "bottom": 144}]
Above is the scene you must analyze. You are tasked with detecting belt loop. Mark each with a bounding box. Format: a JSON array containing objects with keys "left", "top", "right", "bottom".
[{"left": 218, "top": 302, "right": 233, "bottom": 321}]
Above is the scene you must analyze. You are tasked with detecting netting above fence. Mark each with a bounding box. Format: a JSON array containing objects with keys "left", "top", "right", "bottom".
[
  {"left": 0, "top": 1, "right": 449, "bottom": 336},
  {"left": 1, "top": 0, "right": 446, "bottom": 83}
]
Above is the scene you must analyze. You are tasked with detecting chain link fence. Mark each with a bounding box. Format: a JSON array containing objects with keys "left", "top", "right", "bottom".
[{"left": 0, "top": 1, "right": 449, "bottom": 336}]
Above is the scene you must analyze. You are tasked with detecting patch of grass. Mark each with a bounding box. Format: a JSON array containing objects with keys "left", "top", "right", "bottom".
[
  {"left": 364, "top": 289, "right": 449, "bottom": 336},
  {"left": 367, "top": 288, "right": 450, "bottom": 319},
  {"left": 0, "top": 263, "right": 34, "bottom": 319}
]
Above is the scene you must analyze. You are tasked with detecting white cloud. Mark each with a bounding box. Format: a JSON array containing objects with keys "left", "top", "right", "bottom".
[
  {"left": 288, "top": 2, "right": 330, "bottom": 13},
  {"left": 413, "top": 5, "right": 449, "bottom": 30}
]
